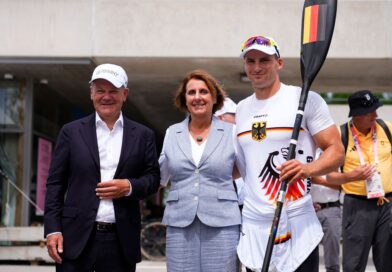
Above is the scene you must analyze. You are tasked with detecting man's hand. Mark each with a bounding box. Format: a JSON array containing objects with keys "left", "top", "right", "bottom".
[
  {"left": 96, "top": 179, "right": 131, "bottom": 199},
  {"left": 327, "top": 164, "right": 376, "bottom": 186},
  {"left": 313, "top": 203, "right": 321, "bottom": 212},
  {"left": 277, "top": 159, "right": 310, "bottom": 185},
  {"left": 46, "top": 233, "right": 63, "bottom": 264},
  {"left": 347, "top": 164, "right": 376, "bottom": 181}
]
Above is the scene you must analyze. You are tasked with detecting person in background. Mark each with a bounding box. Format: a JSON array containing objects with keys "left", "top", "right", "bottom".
[
  {"left": 44, "top": 64, "right": 160, "bottom": 272},
  {"left": 159, "top": 69, "right": 241, "bottom": 272},
  {"left": 215, "top": 97, "right": 244, "bottom": 209},
  {"left": 214, "top": 97, "right": 237, "bottom": 124},
  {"left": 326, "top": 90, "right": 392, "bottom": 272},
  {"left": 235, "top": 35, "right": 344, "bottom": 272},
  {"left": 310, "top": 150, "right": 341, "bottom": 272}
]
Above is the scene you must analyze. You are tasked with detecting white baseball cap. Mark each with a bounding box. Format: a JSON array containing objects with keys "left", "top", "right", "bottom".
[
  {"left": 90, "top": 63, "right": 128, "bottom": 88},
  {"left": 240, "top": 35, "right": 280, "bottom": 59},
  {"left": 215, "top": 98, "right": 237, "bottom": 116}
]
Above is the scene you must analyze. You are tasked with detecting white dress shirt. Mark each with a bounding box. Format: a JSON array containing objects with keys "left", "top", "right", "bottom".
[
  {"left": 310, "top": 149, "right": 340, "bottom": 203},
  {"left": 311, "top": 184, "right": 340, "bottom": 203},
  {"left": 95, "top": 112, "right": 124, "bottom": 223}
]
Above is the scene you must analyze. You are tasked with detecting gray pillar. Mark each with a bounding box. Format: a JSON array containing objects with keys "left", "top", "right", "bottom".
[{"left": 21, "top": 77, "right": 34, "bottom": 226}]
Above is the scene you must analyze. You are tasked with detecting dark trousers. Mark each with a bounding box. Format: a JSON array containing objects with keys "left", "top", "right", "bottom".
[
  {"left": 342, "top": 194, "right": 392, "bottom": 272},
  {"left": 295, "top": 246, "right": 319, "bottom": 272},
  {"left": 246, "top": 246, "right": 319, "bottom": 272},
  {"left": 56, "top": 229, "right": 136, "bottom": 272}
]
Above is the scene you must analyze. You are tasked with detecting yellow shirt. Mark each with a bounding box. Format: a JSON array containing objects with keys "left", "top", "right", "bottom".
[{"left": 341, "top": 120, "right": 392, "bottom": 195}]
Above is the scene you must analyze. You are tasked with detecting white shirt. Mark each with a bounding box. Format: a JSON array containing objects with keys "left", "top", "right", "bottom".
[
  {"left": 95, "top": 112, "right": 124, "bottom": 223},
  {"left": 235, "top": 84, "right": 333, "bottom": 271},
  {"left": 311, "top": 184, "right": 340, "bottom": 203},
  {"left": 310, "top": 150, "right": 340, "bottom": 203},
  {"left": 236, "top": 84, "right": 334, "bottom": 215},
  {"left": 46, "top": 113, "right": 125, "bottom": 237},
  {"left": 189, "top": 133, "right": 207, "bottom": 166}
]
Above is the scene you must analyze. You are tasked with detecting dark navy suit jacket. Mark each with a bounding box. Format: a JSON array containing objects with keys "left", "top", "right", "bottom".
[{"left": 44, "top": 113, "right": 160, "bottom": 263}]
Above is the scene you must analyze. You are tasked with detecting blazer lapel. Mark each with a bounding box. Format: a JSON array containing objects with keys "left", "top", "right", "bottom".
[
  {"left": 79, "top": 114, "right": 100, "bottom": 171},
  {"left": 198, "top": 117, "right": 225, "bottom": 167},
  {"left": 175, "top": 117, "right": 196, "bottom": 166},
  {"left": 114, "top": 117, "right": 136, "bottom": 177}
]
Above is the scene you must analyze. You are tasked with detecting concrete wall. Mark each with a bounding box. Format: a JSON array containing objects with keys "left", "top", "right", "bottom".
[
  {"left": 329, "top": 104, "right": 392, "bottom": 126},
  {"left": 1, "top": 0, "right": 391, "bottom": 58}
]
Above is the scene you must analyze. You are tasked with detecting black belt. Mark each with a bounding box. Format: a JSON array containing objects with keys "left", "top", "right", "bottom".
[
  {"left": 95, "top": 222, "right": 116, "bottom": 232},
  {"left": 318, "top": 200, "right": 340, "bottom": 210},
  {"left": 346, "top": 192, "right": 392, "bottom": 201}
]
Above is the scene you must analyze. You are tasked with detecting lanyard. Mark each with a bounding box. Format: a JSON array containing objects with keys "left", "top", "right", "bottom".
[{"left": 349, "top": 120, "right": 379, "bottom": 166}]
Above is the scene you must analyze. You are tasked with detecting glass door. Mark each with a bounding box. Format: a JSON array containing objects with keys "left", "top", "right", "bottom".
[{"left": 0, "top": 81, "right": 24, "bottom": 226}]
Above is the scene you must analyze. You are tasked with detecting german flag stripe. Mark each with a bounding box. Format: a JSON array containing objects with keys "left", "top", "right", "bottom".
[
  {"left": 237, "top": 127, "right": 305, "bottom": 138},
  {"left": 238, "top": 131, "right": 251, "bottom": 137},
  {"left": 303, "top": 7, "right": 311, "bottom": 44},
  {"left": 303, "top": 4, "right": 327, "bottom": 44},
  {"left": 274, "top": 231, "right": 291, "bottom": 245},
  {"left": 309, "top": 5, "right": 319, "bottom": 42},
  {"left": 267, "top": 127, "right": 305, "bottom": 133}
]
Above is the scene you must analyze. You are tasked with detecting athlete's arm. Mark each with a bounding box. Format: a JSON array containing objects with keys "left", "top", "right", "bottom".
[
  {"left": 311, "top": 175, "right": 340, "bottom": 190},
  {"left": 278, "top": 125, "right": 344, "bottom": 184}
]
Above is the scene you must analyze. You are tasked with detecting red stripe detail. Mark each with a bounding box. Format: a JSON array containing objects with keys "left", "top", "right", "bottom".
[
  {"left": 266, "top": 178, "right": 276, "bottom": 195},
  {"left": 299, "top": 180, "right": 305, "bottom": 190},
  {"left": 287, "top": 181, "right": 303, "bottom": 200},
  {"left": 237, "top": 131, "right": 251, "bottom": 137},
  {"left": 267, "top": 127, "right": 305, "bottom": 132},
  {"left": 274, "top": 232, "right": 291, "bottom": 245},
  {"left": 270, "top": 181, "right": 280, "bottom": 201},
  {"left": 237, "top": 127, "right": 305, "bottom": 136},
  {"left": 262, "top": 176, "right": 271, "bottom": 190},
  {"left": 309, "top": 5, "right": 319, "bottom": 42},
  {"left": 289, "top": 187, "right": 301, "bottom": 200}
]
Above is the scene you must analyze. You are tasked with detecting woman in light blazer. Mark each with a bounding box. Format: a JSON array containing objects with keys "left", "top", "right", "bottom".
[{"left": 160, "top": 70, "right": 241, "bottom": 272}]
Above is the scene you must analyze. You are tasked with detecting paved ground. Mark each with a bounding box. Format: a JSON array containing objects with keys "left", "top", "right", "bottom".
[
  {"left": 0, "top": 261, "right": 377, "bottom": 272},
  {"left": 0, "top": 261, "right": 165, "bottom": 272},
  {"left": 0, "top": 246, "right": 377, "bottom": 272}
]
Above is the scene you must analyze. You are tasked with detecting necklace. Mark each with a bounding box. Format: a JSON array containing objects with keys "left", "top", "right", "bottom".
[{"left": 189, "top": 120, "right": 210, "bottom": 144}]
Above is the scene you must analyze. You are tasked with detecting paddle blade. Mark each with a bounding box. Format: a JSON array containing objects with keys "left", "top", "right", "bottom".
[{"left": 300, "top": 0, "right": 337, "bottom": 87}]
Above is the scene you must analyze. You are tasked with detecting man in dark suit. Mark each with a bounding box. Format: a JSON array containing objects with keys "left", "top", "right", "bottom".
[{"left": 44, "top": 63, "right": 160, "bottom": 272}]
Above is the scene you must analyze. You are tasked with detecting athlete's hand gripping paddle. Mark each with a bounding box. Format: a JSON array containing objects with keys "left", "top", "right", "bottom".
[{"left": 261, "top": 1, "right": 337, "bottom": 271}]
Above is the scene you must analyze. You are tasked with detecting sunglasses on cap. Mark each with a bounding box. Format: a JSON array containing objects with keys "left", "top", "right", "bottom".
[{"left": 241, "top": 36, "right": 280, "bottom": 58}]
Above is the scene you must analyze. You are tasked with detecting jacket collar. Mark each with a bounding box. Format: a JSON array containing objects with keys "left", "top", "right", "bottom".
[
  {"left": 79, "top": 113, "right": 137, "bottom": 177},
  {"left": 174, "top": 116, "right": 225, "bottom": 167}
]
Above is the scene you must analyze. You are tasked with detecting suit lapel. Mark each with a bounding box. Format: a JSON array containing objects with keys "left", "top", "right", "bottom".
[
  {"left": 79, "top": 114, "right": 100, "bottom": 171},
  {"left": 175, "top": 117, "right": 196, "bottom": 166},
  {"left": 114, "top": 117, "right": 136, "bottom": 177},
  {"left": 198, "top": 117, "right": 224, "bottom": 166}
]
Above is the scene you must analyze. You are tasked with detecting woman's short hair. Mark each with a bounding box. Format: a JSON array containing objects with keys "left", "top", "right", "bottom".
[{"left": 174, "top": 69, "right": 226, "bottom": 113}]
